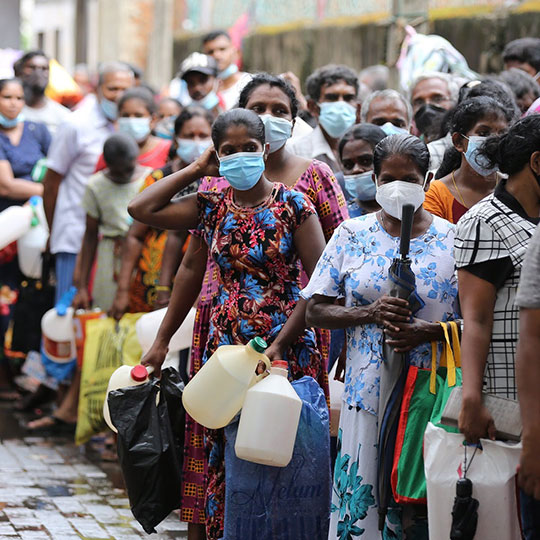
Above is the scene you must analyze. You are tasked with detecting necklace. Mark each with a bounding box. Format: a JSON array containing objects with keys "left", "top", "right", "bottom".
[{"left": 451, "top": 171, "right": 467, "bottom": 207}]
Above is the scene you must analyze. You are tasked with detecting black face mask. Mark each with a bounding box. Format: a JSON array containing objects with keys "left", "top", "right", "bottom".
[
  {"left": 24, "top": 71, "right": 49, "bottom": 95},
  {"left": 414, "top": 103, "right": 447, "bottom": 142}
]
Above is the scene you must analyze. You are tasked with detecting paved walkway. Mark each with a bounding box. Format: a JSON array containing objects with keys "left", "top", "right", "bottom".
[{"left": 0, "top": 406, "right": 188, "bottom": 539}]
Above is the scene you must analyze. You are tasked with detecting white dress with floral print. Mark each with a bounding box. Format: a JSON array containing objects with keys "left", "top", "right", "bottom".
[{"left": 301, "top": 213, "right": 459, "bottom": 539}]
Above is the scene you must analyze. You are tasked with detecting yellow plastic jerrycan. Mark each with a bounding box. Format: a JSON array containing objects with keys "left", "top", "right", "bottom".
[{"left": 182, "top": 337, "right": 270, "bottom": 429}]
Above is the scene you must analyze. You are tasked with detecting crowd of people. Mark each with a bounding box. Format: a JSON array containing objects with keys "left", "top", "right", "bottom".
[{"left": 0, "top": 29, "right": 539, "bottom": 539}]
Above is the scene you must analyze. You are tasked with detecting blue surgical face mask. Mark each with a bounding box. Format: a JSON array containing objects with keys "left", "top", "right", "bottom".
[
  {"left": 176, "top": 138, "right": 212, "bottom": 163},
  {"left": 318, "top": 101, "right": 357, "bottom": 138},
  {"left": 154, "top": 116, "right": 176, "bottom": 140},
  {"left": 259, "top": 114, "right": 293, "bottom": 153},
  {"left": 218, "top": 63, "right": 239, "bottom": 80},
  {"left": 100, "top": 97, "right": 118, "bottom": 121},
  {"left": 344, "top": 171, "right": 377, "bottom": 202},
  {"left": 0, "top": 113, "right": 24, "bottom": 128},
  {"left": 380, "top": 122, "right": 409, "bottom": 137},
  {"left": 219, "top": 151, "right": 265, "bottom": 191},
  {"left": 117, "top": 117, "right": 151, "bottom": 142},
  {"left": 463, "top": 135, "right": 497, "bottom": 176},
  {"left": 195, "top": 91, "right": 219, "bottom": 111}
]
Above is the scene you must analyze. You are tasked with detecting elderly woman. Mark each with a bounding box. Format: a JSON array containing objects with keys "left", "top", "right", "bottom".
[{"left": 303, "top": 134, "right": 459, "bottom": 538}]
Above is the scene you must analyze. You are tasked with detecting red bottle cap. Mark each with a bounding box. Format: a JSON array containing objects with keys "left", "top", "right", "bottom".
[
  {"left": 131, "top": 364, "right": 149, "bottom": 382},
  {"left": 272, "top": 360, "right": 288, "bottom": 369}
]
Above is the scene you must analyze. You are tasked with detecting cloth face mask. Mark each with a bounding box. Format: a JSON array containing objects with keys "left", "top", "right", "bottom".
[
  {"left": 260, "top": 114, "right": 293, "bottom": 153},
  {"left": 318, "top": 101, "right": 356, "bottom": 138},
  {"left": 118, "top": 117, "right": 151, "bottom": 142},
  {"left": 176, "top": 138, "right": 212, "bottom": 164},
  {"left": 219, "top": 151, "right": 265, "bottom": 191},
  {"left": 463, "top": 135, "right": 497, "bottom": 176},
  {"left": 375, "top": 179, "right": 426, "bottom": 220},
  {"left": 344, "top": 171, "right": 377, "bottom": 202}
]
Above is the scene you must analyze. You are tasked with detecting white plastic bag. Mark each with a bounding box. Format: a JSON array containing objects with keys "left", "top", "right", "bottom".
[
  {"left": 328, "top": 361, "right": 344, "bottom": 437},
  {"left": 424, "top": 422, "right": 522, "bottom": 539}
]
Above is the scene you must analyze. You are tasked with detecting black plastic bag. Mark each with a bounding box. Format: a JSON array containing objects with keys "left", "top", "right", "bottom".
[{"left": 108, "top": 367, "right": 185, "bottom": 534}]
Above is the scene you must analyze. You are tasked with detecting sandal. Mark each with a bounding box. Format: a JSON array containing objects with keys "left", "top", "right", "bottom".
[{"left": 24, "top": 415, "right": 76, "bottom": 436}]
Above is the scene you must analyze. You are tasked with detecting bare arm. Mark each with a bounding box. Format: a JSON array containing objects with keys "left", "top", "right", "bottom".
[
  {"left": 141, "top": 235, "right": 208, "bottom": 376},
  {"left": 128, "top": 146, "right": 219, "bottom": 230},
  {"left": 0, "top": 161, "right": 43, "bottom": 200},
  {"left": 457, "top": 269, "right": 497, "bottom": 442},
  {"left": 72, "top": 214, "right": 99, "bottom": 309},
  {"left": 108, "top": 220, "right": 148, "bottom": 320},
  {"left": 42, "top": 168, "right": 63, "bottom": 231},
  {"left": 517, "top": 308, "right": 540, "bottom": 498}
]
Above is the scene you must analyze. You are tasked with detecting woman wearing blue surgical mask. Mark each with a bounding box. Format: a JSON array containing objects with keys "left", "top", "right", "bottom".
[
  {"left": 304, "top": 134, "right": 460, "bottom": 539},
  {"left": 338, "top": 123, "right": 386, "bottom": 217},
  {"left": 109, "top": 105, "right": 214, "bottom": 321},
  {"left": 0, "top": 77, "right": 50, "bottom": 401},
  {"left": 128, "top": 108, "right": 329, "bottom": 540},
  {"left": 425, "top": 96, "right": 510, "bottom": 224}
]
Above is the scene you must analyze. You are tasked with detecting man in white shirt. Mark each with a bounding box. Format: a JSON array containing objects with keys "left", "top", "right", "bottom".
[
  {"left": 202, "top": 30, "right": 251, "bottom": 110},
  {"left": 288, "top": 64, "right": 360, "bottom": 173},
  {"left": 13, "top": 51, "right": 70, "bottom": 135},
  {"left": 42, "top": 62, "right": 134, "bottom": 302}
]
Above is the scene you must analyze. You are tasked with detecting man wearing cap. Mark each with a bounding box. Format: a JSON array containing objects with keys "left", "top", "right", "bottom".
[{"left": 179, "top": 52, "right": 224, "bottom": 117}]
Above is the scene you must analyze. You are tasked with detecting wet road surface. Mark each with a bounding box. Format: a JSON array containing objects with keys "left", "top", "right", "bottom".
[{"left": 0, "top": 403, "right": 188, "bottom": 539}]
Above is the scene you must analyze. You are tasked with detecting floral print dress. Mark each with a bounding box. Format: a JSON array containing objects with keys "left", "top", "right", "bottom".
[
  {"left": 301, "top": 213, "right": 459, "bottom": 539},
  {"left": 195, "top": 182, "right": 323, "bottom": 539},
  {"left": 180, "top": 160, "right": 349, "bottom": 527}
]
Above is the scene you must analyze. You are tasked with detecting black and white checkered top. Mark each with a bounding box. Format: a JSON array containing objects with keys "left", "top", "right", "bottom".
[{"left": 455, "top": 190, "right": 537, "bottom": 399}]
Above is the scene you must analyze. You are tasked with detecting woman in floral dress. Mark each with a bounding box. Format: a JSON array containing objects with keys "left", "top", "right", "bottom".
[
  {"left": 303, "top": 134, "right": 460, "bottom": 539},
  {"left": 161, "top": 73, "right": 349, "bottom": 538},
  {"left": 128, "top": 108, "right": 328, "bottom": 540}
]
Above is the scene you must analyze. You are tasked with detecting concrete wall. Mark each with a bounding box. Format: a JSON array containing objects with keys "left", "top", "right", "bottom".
[
  {"left": 0, "top": 0, "right": 21, "bottom": 49},
  {"left": 173, "top": 7, "right": 540, "bottom": 88}
]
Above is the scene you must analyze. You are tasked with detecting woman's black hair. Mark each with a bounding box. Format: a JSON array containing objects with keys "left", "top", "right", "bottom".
[
  {"left": 238, "top": 73, "right": 299, "bottom": 118},
  {"left": 117, "top": 87, "right": 156, "bottom": 114},
  {"left": 338, "top": 123, "right": 387, "bottom": 160},
  {"left": 479, "top": 115, "right": 540, "bottom": 176},
  {"left": 436, "top": 96, "right": 509, "bottom": 179},
  {"left": 174, "top": 105, "right": 214, "bottom": 136},
  {"left": 211, "top": 108, "right": 265, "bottom": 149},
  {"left": 373, "top": 134, "right": 430, "bottom": 177},
  {"left": 0, "top": 78, "right": 22, "bottom": 93}
]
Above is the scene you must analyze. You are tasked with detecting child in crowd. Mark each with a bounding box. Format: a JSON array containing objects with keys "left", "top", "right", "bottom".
[{"left": 72, "top": 134, "right": 152, "bottom": 312}]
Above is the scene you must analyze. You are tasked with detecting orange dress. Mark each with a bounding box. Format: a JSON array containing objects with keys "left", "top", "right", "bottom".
[{"left": 424, "top": 179, "right": 468, "bottom": 224}]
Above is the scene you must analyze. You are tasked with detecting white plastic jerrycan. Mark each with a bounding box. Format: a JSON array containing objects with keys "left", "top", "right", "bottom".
[
  {"left": 18, "top": 196, "right": 49, "bottom": 279},
  {"left": 41, "top": 286, "right": 77, "bottom": 363},
  {"left": 182, "top": 337, "right": 270, "bottom": 429},
  {"left": 235, "top": 360, "right": 302, "bottom": 467},
  {"left": 136, "top": 306, "right": 196, "bottom": 354},
  {"left": 103, "top": 364, "right": 153, "bottom": 432},
  {"left": 0, "top": 195, "right": 42, "bottom": 251}
]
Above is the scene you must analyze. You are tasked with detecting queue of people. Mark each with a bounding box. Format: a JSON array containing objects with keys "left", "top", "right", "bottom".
[{"left": 0, "top": 30, "right": 539, "bottom": 540}]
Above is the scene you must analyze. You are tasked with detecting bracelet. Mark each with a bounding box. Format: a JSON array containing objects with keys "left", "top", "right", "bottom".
[{"left": 155, "top": 285, "right": 171, "bottom": 292}]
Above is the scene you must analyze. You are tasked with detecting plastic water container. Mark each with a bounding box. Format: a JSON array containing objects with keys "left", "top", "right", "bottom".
[
  {"left": 41, "top": 287, "right": 77, "bottom": 363},
  {"left": 103, "top": 364, "right": 152, "bottom": 432},
  {"left": 235, "top": 360, "right": 302, "bottom": 467},
  {"left": 136, "top": 307, "right": 196, "bottom": 354},
  {"left": 0, "top": 197, "right": 40, "bottom": 251},
  {"left": 182, "top": 338, "right": 271, "bottom": 429},
  {"left": 18, "top": 197, "right": 49, "bottom": 279},
  {"left": 328, "top": 361, "right": 344, "bottom": 437}
]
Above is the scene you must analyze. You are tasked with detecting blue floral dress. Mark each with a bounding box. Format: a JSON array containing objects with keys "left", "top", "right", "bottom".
[{"left": 302, "top": 213, "right": 459, "bottom": 539}]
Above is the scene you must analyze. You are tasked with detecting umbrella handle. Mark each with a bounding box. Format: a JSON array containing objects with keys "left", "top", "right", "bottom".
[{"left": 400, "top": 204, "right": 415, "bottom": 258}]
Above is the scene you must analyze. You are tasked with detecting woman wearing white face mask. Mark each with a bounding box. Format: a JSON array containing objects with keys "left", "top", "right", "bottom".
[
  {"left": 303, "top": 134, "right": 460, "bottom": 538},
  {"left": 95, "top": 88, "right": 172, "bottom": 172}
]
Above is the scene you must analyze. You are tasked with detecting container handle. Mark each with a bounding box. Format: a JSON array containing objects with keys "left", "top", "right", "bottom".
[{"left": 253, "top": 354, "right": 271, "bottom": 382}]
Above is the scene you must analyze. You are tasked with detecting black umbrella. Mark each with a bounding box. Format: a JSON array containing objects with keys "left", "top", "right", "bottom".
[
  {"left": 376, "top": 204, "right": 425, "bottom": 531},
  {"left": 450, "top": 444, "right": 479, "bottom": 539}
]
